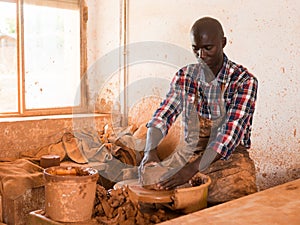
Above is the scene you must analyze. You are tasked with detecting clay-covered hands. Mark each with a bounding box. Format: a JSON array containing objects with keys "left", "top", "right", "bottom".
[
  {"left": 139, "top": 127, "right": 164, "bottom": 175},
  {"left": 138, "top": 148, "right": 161, "bottom": 183},
  {"left": 157, "top": 156, "right": 201, "bottom": 190},
  {"left": 140, "top": 148, "right": 160, "bottom": 167}
]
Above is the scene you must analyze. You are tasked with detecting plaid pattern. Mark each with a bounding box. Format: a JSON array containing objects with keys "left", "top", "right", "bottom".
[{"left": 147, "top": 55, "right": 258, "bottom": 159}]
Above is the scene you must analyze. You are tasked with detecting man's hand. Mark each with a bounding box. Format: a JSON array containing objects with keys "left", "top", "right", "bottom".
[
  {"left": 157, "top": 157, "right": 201, "bottom": 190},
  {"left": 138, "top": 127, "right": 163, "bottom": 179},
  {"left": 140, "top": 148, "right": 160, "bottom": 168},
  {"left": 138, "top": 148, "right": 161, "bottom": 183}
]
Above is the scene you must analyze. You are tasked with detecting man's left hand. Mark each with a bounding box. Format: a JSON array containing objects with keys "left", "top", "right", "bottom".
[{"left": 157, "top": 158, "right": 200, "bottom": 190}]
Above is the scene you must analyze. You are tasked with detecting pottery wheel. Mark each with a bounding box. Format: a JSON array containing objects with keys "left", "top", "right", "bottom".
[{"left": 115, "top": 179, "right": 174, "bottom": 204}]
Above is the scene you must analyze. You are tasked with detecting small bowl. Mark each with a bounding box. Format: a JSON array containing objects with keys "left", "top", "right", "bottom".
[{"left": 40, "top": 155, "right": 60, "bottom": 168}]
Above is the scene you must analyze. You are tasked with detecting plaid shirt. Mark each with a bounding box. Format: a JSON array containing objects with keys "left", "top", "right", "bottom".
[{"left": 147, "top": 54, "right": 258, "bottom": 159}]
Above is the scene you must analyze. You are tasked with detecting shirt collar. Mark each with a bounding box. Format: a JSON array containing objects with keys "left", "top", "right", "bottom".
[{"left": 216, "top": 54, "right": 230, "bottom": 84}]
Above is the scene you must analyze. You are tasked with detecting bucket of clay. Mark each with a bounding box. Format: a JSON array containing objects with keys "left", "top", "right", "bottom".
[{"left": 44, "top": 166, "right": 99, "bottom": 222}]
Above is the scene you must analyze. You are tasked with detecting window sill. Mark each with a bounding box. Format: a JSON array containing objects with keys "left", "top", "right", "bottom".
[{"left": 0, "top": 113, "right": 110, "bottom": 123}]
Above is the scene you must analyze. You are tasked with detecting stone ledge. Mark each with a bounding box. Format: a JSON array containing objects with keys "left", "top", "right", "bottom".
[
  {"left": 0, "top": 113, "right": 109, "bottom": 123},
  {"left": 1, "top": 187, "right": 44, "bottom": 225}
]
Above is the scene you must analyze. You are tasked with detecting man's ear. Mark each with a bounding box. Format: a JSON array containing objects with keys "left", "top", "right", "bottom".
[{"left": 222, "top": 37, "right": 227, "bottom": 48}]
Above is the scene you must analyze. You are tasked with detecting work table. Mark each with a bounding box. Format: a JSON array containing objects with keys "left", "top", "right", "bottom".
[{"left": 160, "top": 178, "right": 300, "bottom": 225}]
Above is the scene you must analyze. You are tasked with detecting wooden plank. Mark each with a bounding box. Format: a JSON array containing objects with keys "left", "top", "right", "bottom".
[
  {"left": 160, "top": 178, "right": 300, "bottom": 225},
  {"left": 28, "top": 210, "right": 99, "bottom": 225}
]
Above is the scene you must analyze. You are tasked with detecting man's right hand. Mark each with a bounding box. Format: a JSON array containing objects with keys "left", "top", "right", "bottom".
[
  {"left": 138, "top": 148, "right": 161, "bottom": 185},
  {"left": 139, "top": 126, "right": 163, "bottom": 166},
  {"left": 138, "top": 127, "right": 163, "bottom": 180},
  {"left": 140, "top": 148, "right": 161, "bottom": 168}
]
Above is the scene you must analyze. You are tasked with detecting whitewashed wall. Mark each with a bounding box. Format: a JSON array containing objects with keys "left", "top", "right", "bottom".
[{"left": 87, "top": 0, "right": 300, "bottom": 190}]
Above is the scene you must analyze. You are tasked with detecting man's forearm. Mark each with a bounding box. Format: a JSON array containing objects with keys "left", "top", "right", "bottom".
[
  {"left": 199, "top": 147, "right": 221, "bottom": 172},
  {"left": 144, "top": 127, "right": 163, "bottom": 152}
]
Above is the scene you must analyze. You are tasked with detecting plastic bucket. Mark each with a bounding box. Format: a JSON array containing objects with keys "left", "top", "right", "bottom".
[
  {"left": 44, "top": 166, "right": 99, "bottom": 222},
  {"left": 171, "top": 173, "right": 211, "bottom": 213}
]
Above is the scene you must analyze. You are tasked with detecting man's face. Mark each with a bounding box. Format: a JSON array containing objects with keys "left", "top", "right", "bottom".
[{"left": 190, "top": 29, "right": 226, "bottom": 75}]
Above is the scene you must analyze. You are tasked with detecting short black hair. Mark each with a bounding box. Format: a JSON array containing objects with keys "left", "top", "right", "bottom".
[{"left": 191, "top": 17, "right": 225, "bottom": 38}]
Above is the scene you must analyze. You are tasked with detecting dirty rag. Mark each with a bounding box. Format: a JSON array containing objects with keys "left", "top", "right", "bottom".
[{"left": 0, "top": 159, "right": 45, "bottom": 200}]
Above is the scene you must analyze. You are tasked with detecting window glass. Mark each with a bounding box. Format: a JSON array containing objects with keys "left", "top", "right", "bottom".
[
  {"left": 23, "top": 1, "right": 81, "bottom": 109},
  {"left": 0, "top": 1, "right": 18, "bottom": 112}
]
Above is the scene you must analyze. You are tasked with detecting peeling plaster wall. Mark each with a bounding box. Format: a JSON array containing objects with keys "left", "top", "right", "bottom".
[
  {"left": 0, "top": 116, "right": 109, "bottom": 159},
  {"left": 87, "top": 0, "right": 300, "bottom": 190},
  {"left": 86, "top": 0, "right": 122, "bottom": 113}
]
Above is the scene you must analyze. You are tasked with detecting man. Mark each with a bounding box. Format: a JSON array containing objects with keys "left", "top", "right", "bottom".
[{"left": 139, "top": 17, "right": 258, "bottom": 204}]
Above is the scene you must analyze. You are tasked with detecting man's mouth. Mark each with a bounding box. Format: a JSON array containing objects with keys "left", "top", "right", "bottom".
[
  {"left": 198, "top": 58, "right": 210, "bottom": 67},
  {"left": 203, "top": 60, "right": 211, "bottom": 66}
]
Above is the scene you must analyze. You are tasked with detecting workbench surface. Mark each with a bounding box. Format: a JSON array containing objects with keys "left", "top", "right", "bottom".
[{"left": 160, "top": 178, "right": 300, "bottom": 225}]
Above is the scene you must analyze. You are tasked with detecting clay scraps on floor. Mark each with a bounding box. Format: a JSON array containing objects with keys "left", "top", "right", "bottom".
[{"left": 93, "top": 184, "right": 181, "bottom": 225}]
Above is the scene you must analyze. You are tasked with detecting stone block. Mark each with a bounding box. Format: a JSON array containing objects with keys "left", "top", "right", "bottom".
[{"left": 1, "top": 187, "right": 44, "bottom": 225}]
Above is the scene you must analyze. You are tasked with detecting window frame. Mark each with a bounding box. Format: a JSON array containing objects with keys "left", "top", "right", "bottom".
[{"left": 0, "top": 0, "right": 88, "bottom": 118}]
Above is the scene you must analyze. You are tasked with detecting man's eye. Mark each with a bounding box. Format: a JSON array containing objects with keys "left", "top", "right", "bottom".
[{"left": 205, "top": 46, "right": 213, "bottom": 50}]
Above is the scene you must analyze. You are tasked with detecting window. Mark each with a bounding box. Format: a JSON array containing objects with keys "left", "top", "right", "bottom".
[{"left": 0, "top": 0, "right": 87, "bottom": 117}]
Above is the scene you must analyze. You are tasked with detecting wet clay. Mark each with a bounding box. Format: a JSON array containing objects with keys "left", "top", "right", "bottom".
[
  {"left": 93, "top": 185, "right": 176, "bottom": 224},
  {"left": 94, "top": 173, "right": 210, "bottom": 224},
  {"left": 140, "top": 163, "right": 170, "bottom": 190}
]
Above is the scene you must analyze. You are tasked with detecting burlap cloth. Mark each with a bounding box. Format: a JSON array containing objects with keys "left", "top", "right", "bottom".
[{"left": 0, "top": 159, "right": 45, "bottom": 200}]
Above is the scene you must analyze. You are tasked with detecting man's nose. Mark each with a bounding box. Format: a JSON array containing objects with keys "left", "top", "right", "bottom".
[{"left": 197, "top": 49, "right": 206, "bottom": 59}]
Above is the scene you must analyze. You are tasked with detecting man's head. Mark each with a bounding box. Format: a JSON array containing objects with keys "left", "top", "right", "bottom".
[{"left": 190, "top": 17, "right": 227, "bottom": 76}]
